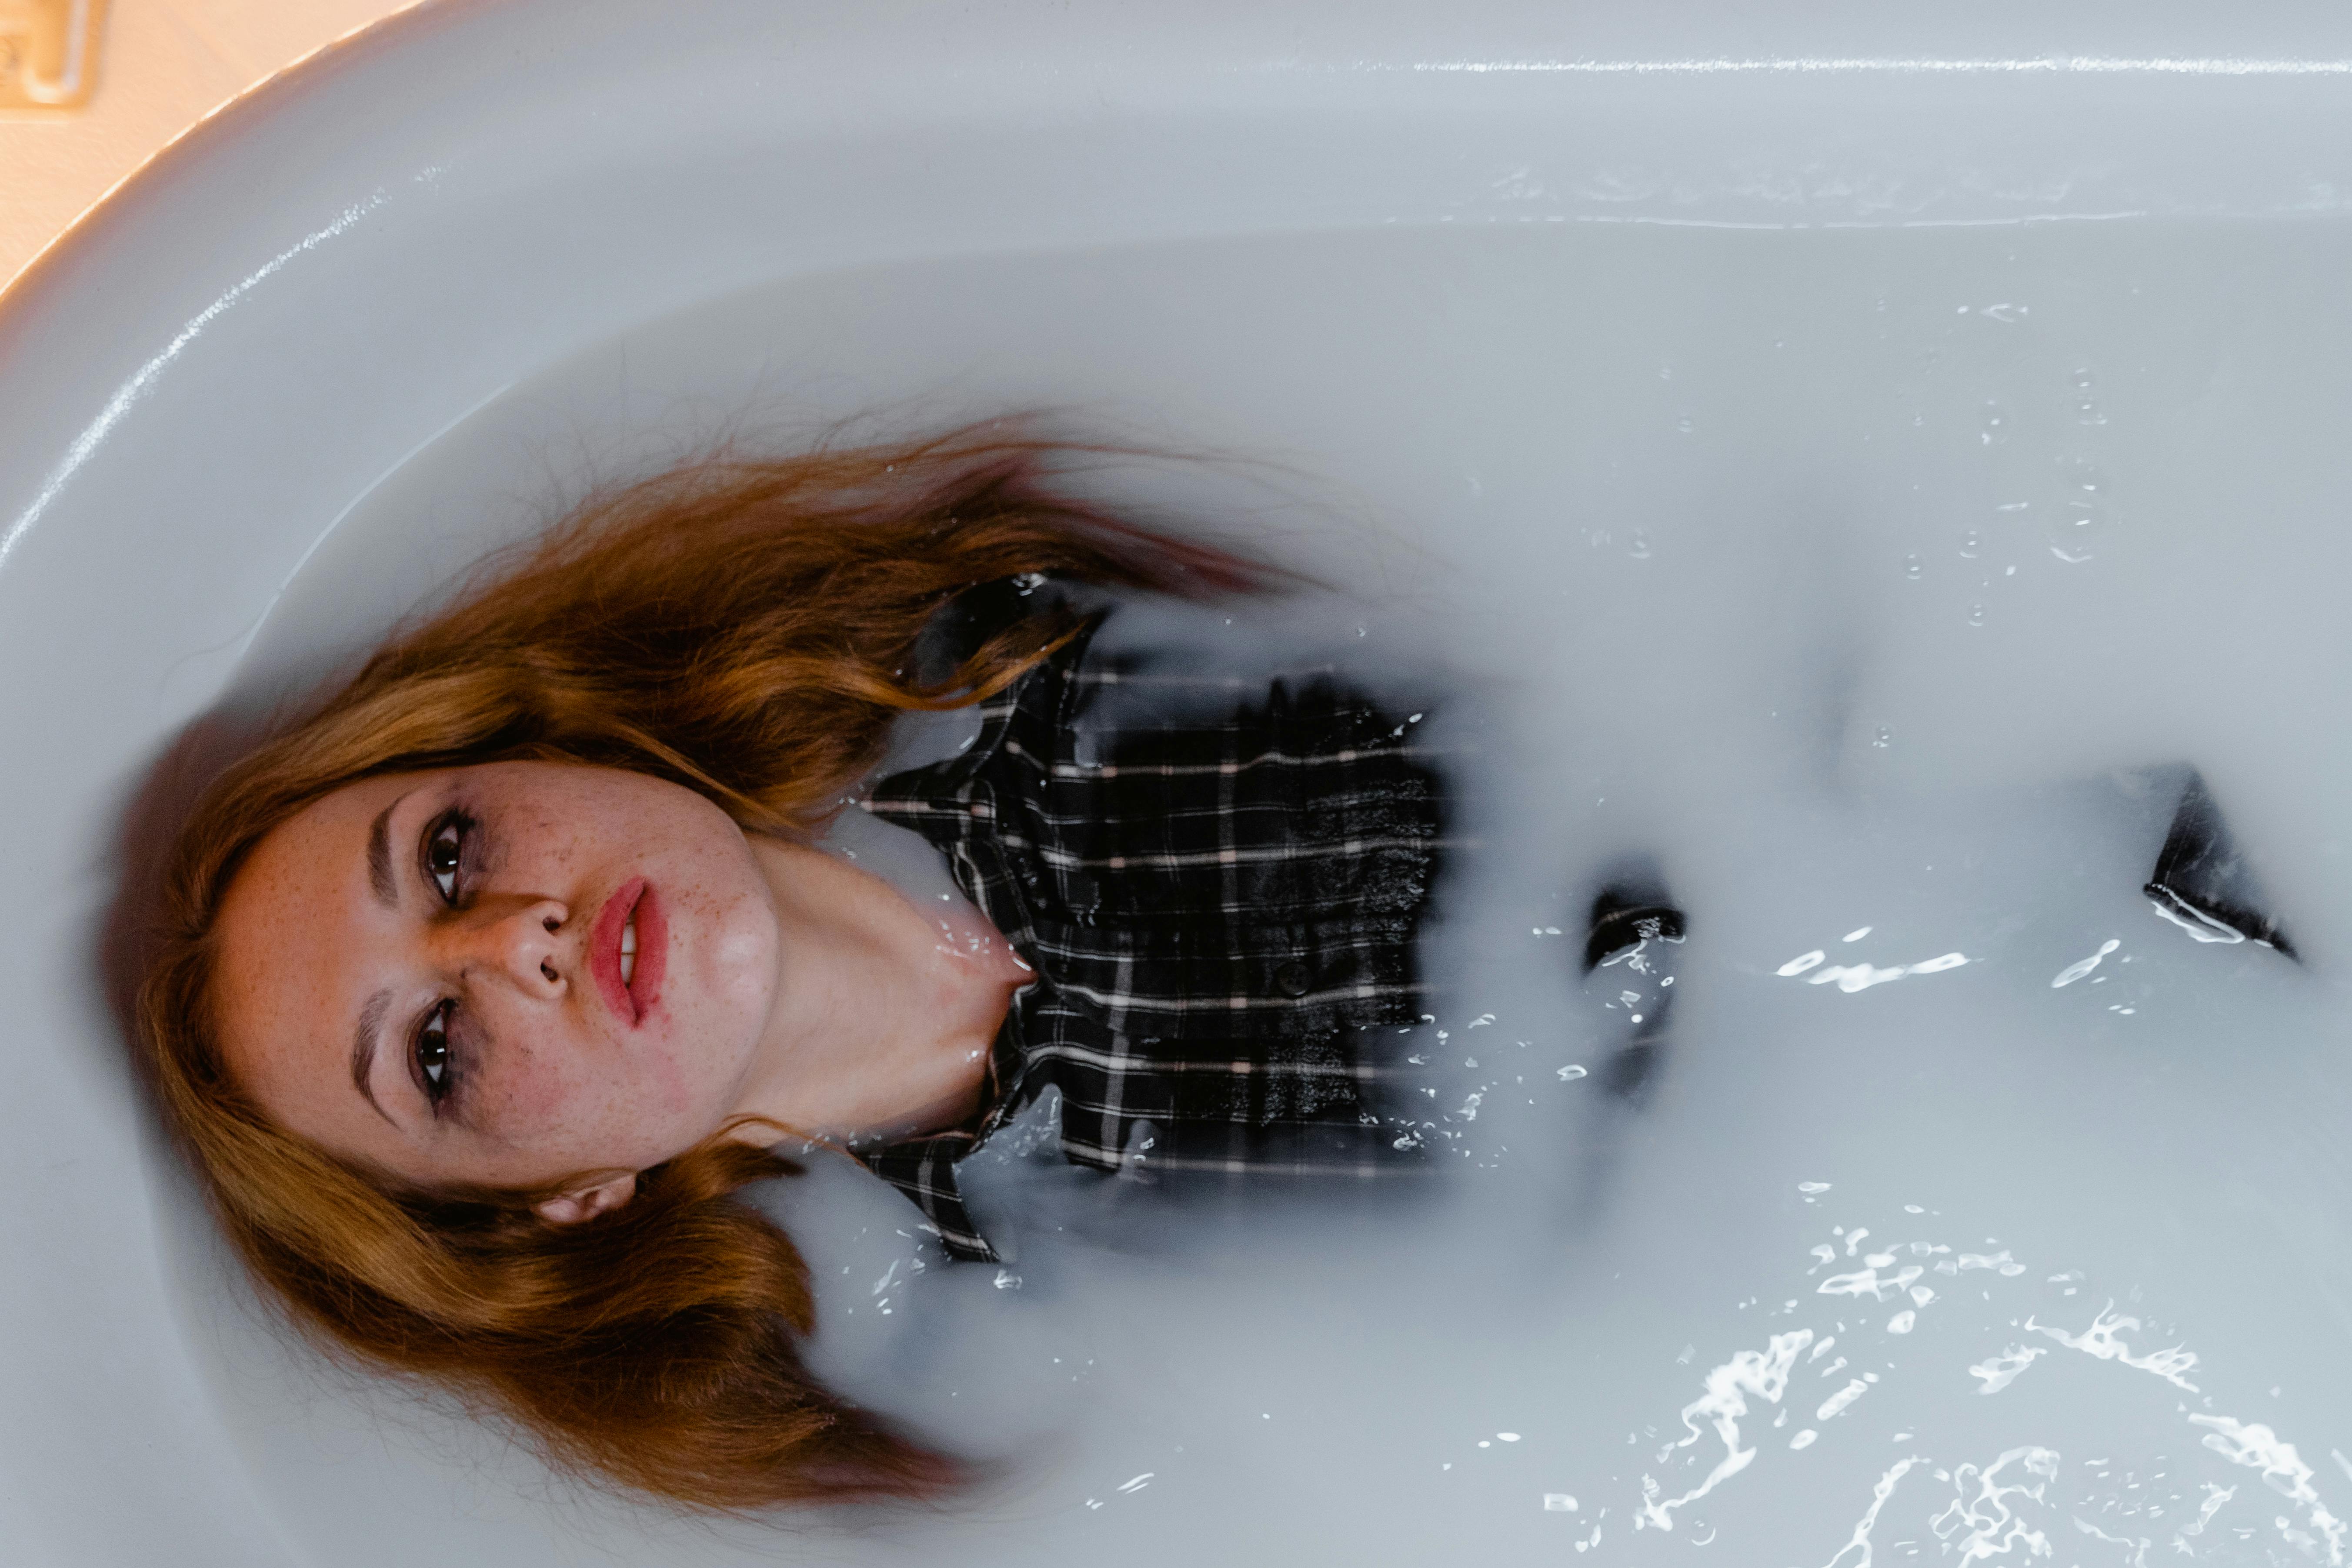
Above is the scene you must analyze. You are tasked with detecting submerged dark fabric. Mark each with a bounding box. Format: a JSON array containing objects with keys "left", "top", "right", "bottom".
[{"left": 857, "top": 608, "right": 1448, "bottom": 1262}]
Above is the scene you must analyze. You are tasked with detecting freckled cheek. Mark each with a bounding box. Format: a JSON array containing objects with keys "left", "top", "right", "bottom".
[
  {"left": 550, "top": 1025, "right": 727, "bottom": 1171},
  {"left": 471, "top": 1033, "right": 604, "bottom": 1148},
  {"left": 636, "top": 1025, "right": 703, "bottom": 1123},
  {"left": 484, "top": 1025, "right": 714, "bottom": 1166},
  {"left": 694, "top": 884, "right": 778, "bottom": 1011}
]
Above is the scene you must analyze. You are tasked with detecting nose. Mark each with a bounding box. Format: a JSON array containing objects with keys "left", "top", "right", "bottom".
[{"left": 438, "top": 897, "right": 572, "bottom": 995}]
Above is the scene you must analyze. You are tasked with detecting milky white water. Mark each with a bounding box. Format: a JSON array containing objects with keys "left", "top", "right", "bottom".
[{"left": 200, "top": 219, "right": 2352, "bottom": 1565}]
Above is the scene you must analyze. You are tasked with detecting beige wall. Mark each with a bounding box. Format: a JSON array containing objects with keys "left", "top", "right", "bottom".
[{"left": 0, "top": 0, "right": 416, "bottom": 288}]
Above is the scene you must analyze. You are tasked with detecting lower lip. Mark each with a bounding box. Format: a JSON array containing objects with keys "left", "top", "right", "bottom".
[{"left": 592, "top": 878, "right": 666, "bottom": 1026}]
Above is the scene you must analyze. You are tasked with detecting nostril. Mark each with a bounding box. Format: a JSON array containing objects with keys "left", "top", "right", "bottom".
[
  {"left": 543, "top": 915, "right": 560, "bottom": 933},
  {"left": 541, "top": 961, "right": 558, "bottom": 983}
]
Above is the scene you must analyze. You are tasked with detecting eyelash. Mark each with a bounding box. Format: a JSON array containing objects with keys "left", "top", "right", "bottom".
[{"left": 415, "top": 808, "right": 476, "bottom": 1111}]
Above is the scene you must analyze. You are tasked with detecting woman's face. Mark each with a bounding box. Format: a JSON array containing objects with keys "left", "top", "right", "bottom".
[{"left": 210, "top": 761, "right": 783, "bottom": 1198}]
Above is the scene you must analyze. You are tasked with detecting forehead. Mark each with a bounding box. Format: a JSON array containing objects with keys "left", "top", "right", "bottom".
[{"left": 209, "top": 772, "right": 417, "bottom": 1123}]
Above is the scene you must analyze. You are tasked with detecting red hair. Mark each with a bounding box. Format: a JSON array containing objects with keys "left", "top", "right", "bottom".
[{"left": 133, "top": 426, "right": 1267, "bottom": 1509}]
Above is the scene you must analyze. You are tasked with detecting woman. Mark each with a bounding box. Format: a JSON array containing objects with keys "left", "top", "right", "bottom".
[{"left": 136, "top": 426, "right": 1448, "bottom": 1511}]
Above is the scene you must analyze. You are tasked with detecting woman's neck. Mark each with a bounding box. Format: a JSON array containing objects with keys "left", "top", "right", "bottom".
[{"left": 731, "top": 837, "right": 1028, "bottom": 1146}]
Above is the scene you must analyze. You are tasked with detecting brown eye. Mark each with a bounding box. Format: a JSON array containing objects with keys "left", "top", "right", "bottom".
[
  {"left": 425, "top": 815, "right": 467, "bottom": 902},
  {"left": 416, "top": 1001, "right": 456, "bottom": 1103}
]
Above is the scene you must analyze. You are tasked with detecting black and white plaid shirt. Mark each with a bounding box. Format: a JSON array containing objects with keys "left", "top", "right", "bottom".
[{"left": 857, "top": 601, "right": 1449, "bottom": 1262}]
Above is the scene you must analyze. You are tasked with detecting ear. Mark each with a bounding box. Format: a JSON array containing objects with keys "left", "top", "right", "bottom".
[{"left": 532, "top": 1173, "right": 638, "bottom": 1226}]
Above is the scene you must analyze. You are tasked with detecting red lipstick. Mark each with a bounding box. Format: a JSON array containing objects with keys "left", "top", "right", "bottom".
[{"left": 590, "top": 877, "right": 665, "bottom": 1025}]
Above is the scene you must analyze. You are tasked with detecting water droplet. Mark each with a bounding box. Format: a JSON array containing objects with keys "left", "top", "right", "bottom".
[
  {"left": 1967, "top": 601, "right": 1986, "bottom": 627},
  {"left": 1959, "top": 530, "right": 1982, "bottom": 559},
  {"left": 2050, "top": 458, "right": 2109, "bottom": 560},
  {"left": 1872, "top": 726, "right": 1892, "bottom": 749},
  {"left": 1627, "top": 529, "right": 1653, "bottom": 559},
  {"left": 2050, "top": 504, "right": 2104, "bottom": 561},
  {"left": 1904, "top": 553, "right": 1923, "bottom": 580},
  {"left": 1658, "top": 364, "right": 1673, "bottom": 381},
  {"left": 1912, "top": 411, "right": 1925, "bottom": 427},
  {"left": 1676, "top": 415, "right": 1694, "bottom": 434},
  {"left": 2057, "top": 456, "right": 2105, "bottom": 497},
  {"left": 1979, "top": 400, "right": 2009, "bottom": 446},
  {"left": 2069, "top": 367, "right": 2106, "bottom": 425}
]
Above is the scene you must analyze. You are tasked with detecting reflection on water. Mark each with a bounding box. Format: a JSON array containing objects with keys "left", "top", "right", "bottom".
[{"left": 1623, "top": 1201, "right": 2345, "bottom": 1563}]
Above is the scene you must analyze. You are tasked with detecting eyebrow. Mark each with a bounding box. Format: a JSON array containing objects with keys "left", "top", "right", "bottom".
[
  {"left": 351, "top": 988, "right": 397, "bottom": 1126},
  {"left": 367, "top": 799, "right": 399, "bottom": 908}
]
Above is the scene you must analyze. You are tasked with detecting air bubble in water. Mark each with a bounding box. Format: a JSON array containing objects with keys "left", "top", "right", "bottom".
[
  {"left": 1904, "top": 553, "right": 1923, "bottom": 580},
  {"left": 1959, "top": 530, "right": 1982, "bottom": 559},
  {"left": 1967, "top": 601, "right": 1987, "bottom": 627},
  {"left": 1872, "top": 726, "right": 1892, "bottom": 749},
  {"left": 1627, "top": 529, "right": 1653, "bottom": 559},
  {"left": 1979, "top": 401, "right": 2009, "bottom": 446},
  {"left": 1676, "top": 415, "right": 1695, "bottom": 434}
]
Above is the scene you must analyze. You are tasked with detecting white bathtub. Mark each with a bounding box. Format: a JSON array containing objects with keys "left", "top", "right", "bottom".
[{"left": 10, "top": 2, "right": 2352, "bottom": 1563}]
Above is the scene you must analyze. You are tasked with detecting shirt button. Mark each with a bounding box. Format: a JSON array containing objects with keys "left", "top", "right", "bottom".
[{"left": 1273, "top": 961, "right": 1312, "bottom": 998}]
